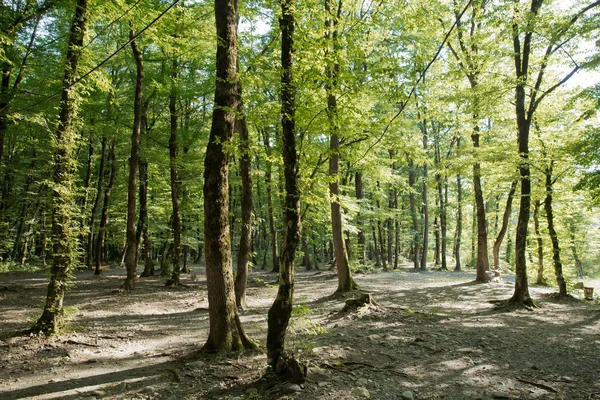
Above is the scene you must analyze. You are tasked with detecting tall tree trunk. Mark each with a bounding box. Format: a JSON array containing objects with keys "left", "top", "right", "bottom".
[
  {"left": 87, "top": 136, "right": 107, "bottom": 269},
  {"left": 80, "top": 132, "right": 94, "bottom": 258},
  {"left": 166, "top": 59, "right": 182, "bottom": 287},
  {"left": 407, "top": 156, "right": 420, "bottom": 269},
  {"left": 420, "top": 124, "right": 429, "bottom": 271},
  {"left": 355, "top": 171, "right": 367, "bottom": 265},
  {"left": 263, "top": 129, "right": 279, "bottom": 273},
  {"left": 267, "top": 0, "right": 301, "bottom": 370},
  {"left": 123, "top": 29, "right": 143, "bottom": 291},
  {"left": 569, "top": 224, "right": 584, "bottom": 279},
  {"left": 138, "top": 159, "right": 153, "bottom": 277},
  {"left": 533, "top": 200, "right": 545, "bottom": 284},
  {"left": 472, "top": 126, "right": 490, "bottom": 281},
  {"left": 234, "top": 99, "right": 252, "bottom": 309},
  {"left": 453, "top": 172, "right": 463, "bottom": 271},
  {"left": 492, "top": 180, "right": 517, "bottom": 270},
  {"left": 202, "top": 0, "right": 254, "bottom": 353},
  {"left": 95, "top": 139, "right": 116, "bottom": 275},
  {"left": 544, "top": 162, "right": 567, "bottom": 296},
  {"left": 326, "top": 0, "right": 356, "bottom": 293},
  {"left": 34, "top": 0, "right": 88, "bottom": 334}
]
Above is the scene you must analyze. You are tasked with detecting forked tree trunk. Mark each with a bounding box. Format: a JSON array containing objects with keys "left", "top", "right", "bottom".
[
  {"left": 166, "top": 59, "right": 182, "bottom": 287},
  {"left": 202, "top": 0, "right": 254, "bottom": 353},
  {"left": 544, "top": 163, "right": 567, "bottom": 296},
  {"left": 34, "top": 0, "right": 88, "bottom": 335},
  {"left": 123, "top": 29, "right": 144, "bottom": 291},
  {"left": 326, "top": 0, "right": 356, "bottom": 293},
  {"left": 95, "top": 139, "right": 116, "bottom": 275},
  {"left": 267, "top": 0, "right": 301, "bottom": 368},
  {"left": 492, "top": 180, "right": 517, "bottom": 270}
]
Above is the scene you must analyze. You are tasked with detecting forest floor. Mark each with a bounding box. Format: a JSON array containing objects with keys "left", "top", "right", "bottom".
[{"left": 1, "top": 264, "right": 599, "bottom": 400}]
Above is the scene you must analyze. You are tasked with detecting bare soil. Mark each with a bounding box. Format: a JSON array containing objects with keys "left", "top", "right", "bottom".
[{"left": 1, "top": 265, "right": 599, "bottom": 400}]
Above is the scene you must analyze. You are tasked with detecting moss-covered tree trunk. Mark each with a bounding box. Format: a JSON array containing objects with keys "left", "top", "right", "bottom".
[
  {"left": 202, "top": 0, "right": 254, "bottom": 353},
  {"left": 123, "top": 29, "right": 144, "bottom": 291},
  {"left": 33, "top": 0, "right": 88, "bottom": 334}
]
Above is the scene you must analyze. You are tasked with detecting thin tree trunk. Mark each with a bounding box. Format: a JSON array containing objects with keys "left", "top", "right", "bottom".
[
  {"left": 263, "top": 129, "right": 279, "bottom": 273},
  {"left": 407, "top": 156, "right": 420, "bottom": 269},
  {"left": 95, "top": 139, "right": 116, "bottom": 275},
  {"left": 202, "top": 0, "right": 254, "bottom": 353},
  {"left": 533, "top": 200, "right": 545, "bottom": 284},
  {"left": 454, "top": 172, "right": 463, "bottom": 271},
  {"left": 87, "top": 136, "right": 107, "bottom": 269},
  {"left": 166, "top": 59, "right": 182, "bottom": 287},
  {"left": 493, "top": 180, "right": 517, "bottom": 270},
  {"left": 34, "top": 0, "right": 88, "bottom": 334},
  {"left": 544, "top": 162, "right": 566, "bottom": 296},
  {"left": 569, "top": 224, "right": 584, "bottom": 278},
  {"left": 138, "top": 159, "right": 153, "bottom": 277},
  {"left": 123, "top": 29, "right": 143, "bottom": 291},
  {"left": 234, "top": 99, "right": 252, "bottom": 309},
  {"left": 355, "top": 171, "right": 367, "bottom": 265},
  {"left": 421, "top": 124, "right": 429, "bottom": 271}
]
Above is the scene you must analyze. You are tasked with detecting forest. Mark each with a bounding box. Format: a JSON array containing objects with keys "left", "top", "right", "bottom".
[{"left": 1, "top": 0, "right": 600, "bottom": 399}]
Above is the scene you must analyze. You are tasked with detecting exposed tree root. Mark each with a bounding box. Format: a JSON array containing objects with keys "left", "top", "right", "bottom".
[
  {"left": 342, "top": 293, "right": 382, "bottom": 312},
  {"left": 492, "top": 297, "right": 538, "bottom": 311}
]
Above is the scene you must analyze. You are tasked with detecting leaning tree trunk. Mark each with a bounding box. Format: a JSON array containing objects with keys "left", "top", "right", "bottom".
[
  {"left": 234, "top": 100, "right": 253, "bottom": 310},
  {"left": 34, "top": 0, "right": 88, "bottom": 335},
  {"left": 326, "top": 0, "right": 356, "bottom": 293},
  {"left": 267, "top": 0, "right": 302, "bottom": 370},
  {"left": 123, "top": 29, "right": 144, "bottom": 291},
  {"left": 202, "top": 0, "right": 254, "bottom": 353},
  {"left": 544, "top": 162, "right": 567, "bottom": 296},
  {"left": 492, "top": 180, "right": 517, "bottom": 270},
  {"left": 166, "top": 59, "right": 182, "bottom": 287}
]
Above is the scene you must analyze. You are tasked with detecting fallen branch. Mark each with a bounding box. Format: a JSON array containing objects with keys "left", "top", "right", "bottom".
[{"left": 517, "top": 377, "right": 558, "bottom": 393}]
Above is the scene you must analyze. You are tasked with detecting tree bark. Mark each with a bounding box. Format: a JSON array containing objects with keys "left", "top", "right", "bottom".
[
  {"left": 533, "top": 200, "right": 545, "bottom": 284},
  {"left": 420, "top": 123, "right": 429, "bottom": 271},
  {"left": 166, "top": 59, "right": 182, "bottom": 287},
  {"left": 123, "top": 29, "right": 144, "bottom": 291},
  {"left": 202, "top": 0, "right": 254, "bottom": 353},
  {"left": 262, "top": 129, "right": 279, "bottom": 273},
  {"left": 472, "top": 127, "right": 490, "bottom": 281},
  {"left": 453, "top": 172, "right": 463, "bottom": 271},
  {"left": 138, "top": 159, "right": 153, "bottom": 277},
  {"left": 267, "top": 0, "right": 301, "bottom": 368},
  {"left": 355, "top": 171, "right": 367, "bottom": 265},
  {"left": 326, "top": 0, "right": 356, "bottom": 293},
  {"left": 544, "top": 162, "right": 567, "bottom": 296},
  {"left": 86, "top": 136, "right": 106, "bottom": 269},
  {"left": 407, "top": 155, "right": 421, "bottom": 270},
  {"left": 95, "top": 139, "right": 116, "bottom": 275},
  {"left": 34, "top": 0, "right": 88, "bottom": 334},
  {"left": 234, "top": 100, "right": 252, "bottom": 309},
  {"left": 492, "top": 180, "right": 517, "bottom": 270}
]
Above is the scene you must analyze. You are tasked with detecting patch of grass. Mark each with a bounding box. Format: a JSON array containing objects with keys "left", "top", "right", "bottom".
[{"left": 292, "top": 304, "right": 313, "bottom": 317}]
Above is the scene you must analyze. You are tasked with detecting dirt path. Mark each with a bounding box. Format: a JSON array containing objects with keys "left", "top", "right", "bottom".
[{"left": 1, "top": 266, "right": 599, "bottom": 400}]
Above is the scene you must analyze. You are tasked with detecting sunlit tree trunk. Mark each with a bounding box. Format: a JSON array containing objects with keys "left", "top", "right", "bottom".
[
  {"left": 533, "top": 200, "right": 545, "bottom": 284},
  {"left": 544, "top": 162, "right": 567, "bottom": 296},
  {"left": 202, "top": 0, "right": 254, "bottom": 353},
  {"left": 493, "top": 180, "right": 517, "bottom": 270}
]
